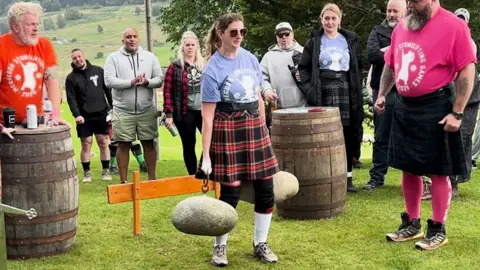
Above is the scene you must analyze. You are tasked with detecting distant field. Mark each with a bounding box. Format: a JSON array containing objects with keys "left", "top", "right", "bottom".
[{"left": 1, "top": 5, "right": 175, "bottom": 89}]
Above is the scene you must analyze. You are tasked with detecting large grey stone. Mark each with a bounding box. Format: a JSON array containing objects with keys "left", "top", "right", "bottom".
[
  {"left": 240, "top": 171, "right": 299, "bottom": 204},
  {"left": 172, "top": 196, "right": 238, "bottom": 236}
]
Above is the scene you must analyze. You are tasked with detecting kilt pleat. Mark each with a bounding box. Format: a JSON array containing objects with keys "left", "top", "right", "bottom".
[
  {"left": 196, "top": 110, "right": 279, "bottom": 183},
  {"left": 388, "top": 89, "right": 466, "bottom": 176}
]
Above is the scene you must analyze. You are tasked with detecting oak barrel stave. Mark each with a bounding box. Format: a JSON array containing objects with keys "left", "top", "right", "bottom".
[
  {"left": 0, "top": 125, "right": 79, "bottom": 260},
  {"left": 271, "top": 107, "right": 347, "bottom": 220}
]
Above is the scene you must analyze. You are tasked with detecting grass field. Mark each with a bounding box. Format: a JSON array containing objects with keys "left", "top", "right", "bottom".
[{"left": 5, "top": 103, "right": 480, "bottom": 270}]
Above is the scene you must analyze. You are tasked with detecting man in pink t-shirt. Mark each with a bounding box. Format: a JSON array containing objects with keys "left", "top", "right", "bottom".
[{"left": 374, "top": 0, "right": 477, "bottom": 251}]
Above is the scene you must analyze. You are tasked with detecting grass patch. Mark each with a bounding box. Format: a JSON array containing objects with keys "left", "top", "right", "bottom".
[{"left": 6, "top": 103, "right": 480, "bottom": 270}]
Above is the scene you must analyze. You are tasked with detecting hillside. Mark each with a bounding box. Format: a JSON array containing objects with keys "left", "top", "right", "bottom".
[{"left": 1, "top": 5, "right": 175, "bottom": 88}]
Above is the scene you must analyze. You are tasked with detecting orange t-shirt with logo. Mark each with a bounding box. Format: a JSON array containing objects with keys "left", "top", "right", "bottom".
[{"left": 0, "top": 33, "right": 57, "bottom": 123}]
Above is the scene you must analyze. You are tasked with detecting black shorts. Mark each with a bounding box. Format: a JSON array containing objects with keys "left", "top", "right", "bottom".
[{"left": 77, "top": 116, "right": 109, "bottom": 138}]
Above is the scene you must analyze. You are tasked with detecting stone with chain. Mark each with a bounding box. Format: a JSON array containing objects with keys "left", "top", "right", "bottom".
[{"left": 172, "top": 174, "right": 238, "bottom": 236}]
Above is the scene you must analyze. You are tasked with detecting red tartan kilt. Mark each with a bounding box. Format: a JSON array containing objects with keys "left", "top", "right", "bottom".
[{"left": 196, "top": 110, "right": 279, "bottom": 183}]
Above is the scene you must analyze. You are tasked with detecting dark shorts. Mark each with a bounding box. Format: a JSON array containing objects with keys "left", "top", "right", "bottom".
[{"left": 77, "top": 116, "right": 109, "bottom": 138}]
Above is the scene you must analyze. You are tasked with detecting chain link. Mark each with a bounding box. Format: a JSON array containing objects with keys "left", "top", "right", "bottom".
[{"left": 201, "top": 174, "right": 210, "bottom": 194}]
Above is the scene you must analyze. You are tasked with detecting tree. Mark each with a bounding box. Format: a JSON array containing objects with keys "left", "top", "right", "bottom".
[
  {"left": 56, "top": 14, "right": 67, "bottom": 29},
  {"left": 98, "top": 24, "right": 104, "bottom": 34},
  {"left": 0, "top": 21, "right": 9, "bottom": 35},
  {"left": 65, "top": 8, "right": 82, "bottom": 21},
  {"left": 43, "top": 17, "right": 56, "bottom": 31},
  {"left": 135, "top": 6, "right": 141, "bottom": 15},
  {"left": 42, "top": 0, "right": 62, "bottom": 12}
]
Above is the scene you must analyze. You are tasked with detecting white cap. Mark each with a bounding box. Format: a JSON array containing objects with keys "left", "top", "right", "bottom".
[
  {"left": 454, "top": 8, "right": 470, "bottom": 24},
  {"left": 275, "top": 22, "right": 293, "bottom": 33}
]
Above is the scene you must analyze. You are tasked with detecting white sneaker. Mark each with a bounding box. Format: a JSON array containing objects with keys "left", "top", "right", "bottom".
[
  {"left": 83, "top": 171, "right": 92, "bottom": 183},
  {"left": 102, "top": 169, "right": 112, "bottom": 181}
]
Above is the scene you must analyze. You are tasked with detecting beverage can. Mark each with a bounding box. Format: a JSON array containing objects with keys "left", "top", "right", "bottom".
[
  {"left": 27, "top": 104, "right": 38, "bottom": 129},
  {"left": 168, "top": 125, "right": 179, "bottom": 137},
  {"left": 43, "top": 99, "right": 53, "bottom": 112},
  {"left": 2, "top": 107, "right": 15, "bottom": 128}
]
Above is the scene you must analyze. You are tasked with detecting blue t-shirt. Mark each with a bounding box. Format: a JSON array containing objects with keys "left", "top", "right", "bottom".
[
  {"left": 319, "top": 34, "right": 350, "bottom": 72},
  {"left": 201, "top": 48, "right": 263, "bottom": 103}
]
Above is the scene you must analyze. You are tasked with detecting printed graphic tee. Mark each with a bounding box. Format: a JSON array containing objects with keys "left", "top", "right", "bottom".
[
  {"left": 319, "top": 34, "right": 350, "bottom": 72},
  {"left": 186, "top": 64, "right": 201, "bottom": 110},
  {"left": 385, "top": 7, "right": 477, "bottom": 97},
  {"left": 201, "top": 48, "right": 263, "bottom": 104},
  {"left": 0, "top": 33, "right": 58, "bottom": 123}
]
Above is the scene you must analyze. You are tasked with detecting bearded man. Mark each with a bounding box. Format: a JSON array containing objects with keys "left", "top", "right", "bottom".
[
  {"left": 375, "top": 0, "right": 477, "bottom": 250},
  {"left": 0, "top": 2, "right": 67, "bottom": 126}
]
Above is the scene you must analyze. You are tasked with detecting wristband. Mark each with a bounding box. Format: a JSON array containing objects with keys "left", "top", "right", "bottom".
[{"left": 53, "top": 109, "right": 60, "bottom": 118}]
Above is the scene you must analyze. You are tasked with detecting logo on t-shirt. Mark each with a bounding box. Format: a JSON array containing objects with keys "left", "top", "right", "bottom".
[
  {"left": 394, "top": 42, "right": 427, "bottom": 93},
  {"left": 221, "top": 68, "right": 259, "bottom": 103},
  {"left": 6, "top": 55, "right": 45, "bottom": 98}
]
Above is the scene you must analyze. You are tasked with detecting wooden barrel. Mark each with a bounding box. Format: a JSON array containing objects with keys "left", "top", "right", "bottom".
[
  {"left": 0, "top": 125, "right": 78, "bottom": 260},
  {"left": 271, "top": 107, "right": 347, "bottom": 220}
]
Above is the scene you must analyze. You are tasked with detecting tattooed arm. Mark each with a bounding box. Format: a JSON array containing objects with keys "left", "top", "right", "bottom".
[
  {"left": 44, "top": 66, "right": 68, "bottom": 125},
  {"left": 453, "top": 63, "right": 476, "bottom": 113},
  {"left": 378, "top": 65, "right": 395, "bottom": 97}
]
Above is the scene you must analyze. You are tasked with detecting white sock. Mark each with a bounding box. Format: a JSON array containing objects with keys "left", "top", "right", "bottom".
[
  {"left": 214, "top": 233, "right": 229, "bottom": 247},
  {"left": 254, "top": 212, "right": 273, "bottom": 246},
  {"left": 347, "top": 171, "right": 353, "bottom": 178}
]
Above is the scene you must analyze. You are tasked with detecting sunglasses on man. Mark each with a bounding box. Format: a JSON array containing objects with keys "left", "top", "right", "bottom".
[
  {"left": 227, "top": 28, "right": 247, "bottom": 37},
  {"left": 276, "top": 32, "right": 291, "bottom": 38}
]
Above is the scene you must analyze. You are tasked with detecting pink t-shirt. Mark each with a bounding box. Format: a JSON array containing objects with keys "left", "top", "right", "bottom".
[{"left": 385, "top": 7, "right": 477, "bottom": 97}]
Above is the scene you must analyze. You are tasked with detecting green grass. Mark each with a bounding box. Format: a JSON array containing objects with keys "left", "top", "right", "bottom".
[{"left": 6, "top": 104, "right": 480, "bottom": 270}]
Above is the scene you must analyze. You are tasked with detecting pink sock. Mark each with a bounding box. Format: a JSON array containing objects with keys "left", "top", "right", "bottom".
[
  {"left": 401, "top": 172, "right": 423, "bottom": 221},
  {"left": 430, "top": 175, "right": 452, "bottom": 224}
]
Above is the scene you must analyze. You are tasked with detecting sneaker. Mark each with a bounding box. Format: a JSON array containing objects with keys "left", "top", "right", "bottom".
[
  {"left": 352, "top": 157, "right": 363, "bottom": 169},
  {"left": 211, "top": 245, "right": 228, "bottom": 267},
  {"left": 415, "top": 219, "right": 448, "bottom": 251},
  {"left": 253, "top": 242, "right": 278, "bottom": 263},
  {"left": 472, "top": 160, "right": 477, "bottom": 170},
  {"left": 82, "top": 170, "right": 92, "bottom": 183},
  {"left": 386, "top": 212, "right": 424, "bottom": 242},
  {"left": 347, "top": 177, "right": 358, "bottom": 193},
  {"left": 363, "top": 180, "right": 384, "bottom": 191},
  {"left": 421, "top": 178, "right": 432, "bottom": 201},
  {"left": 102, "top": 169, "right": 112, "bottom": 181},
  {"left": 110, "top": 166, "right": 119, "bottom": 175}
]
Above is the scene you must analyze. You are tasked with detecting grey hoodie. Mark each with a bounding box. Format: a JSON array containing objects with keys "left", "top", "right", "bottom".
[
  {"left": 260, "top": 41, "right": 306, "bottom": 108},
  {"left": 104, "top": 46, "right": 163, "bottom": 114}
]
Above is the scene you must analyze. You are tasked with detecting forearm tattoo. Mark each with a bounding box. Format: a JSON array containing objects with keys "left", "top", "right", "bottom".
[
  {"left": 378, "top": 66, "right": 395, "bottom": 96},
  {"left": 44, "top": 66, "right": 57, "bottom": 80}
]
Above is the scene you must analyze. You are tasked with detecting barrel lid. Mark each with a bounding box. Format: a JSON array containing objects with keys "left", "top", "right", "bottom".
[
  {"left": 0, "top": 125, "right": 71, "bottom": 143},
  {"left": 272, "top": 107, "right": 340, "bottom": 119}
]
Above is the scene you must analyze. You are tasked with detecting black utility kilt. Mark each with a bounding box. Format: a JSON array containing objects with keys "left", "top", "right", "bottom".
[
  {"left": 195, "top": 110, "right": 279, "bottom": 183},
  {"left": 388, "top": 88, "right": 467, "bottom": 176}
]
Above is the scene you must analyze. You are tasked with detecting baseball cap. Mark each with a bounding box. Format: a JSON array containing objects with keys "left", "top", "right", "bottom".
[
  {"left": 454, "top": 8, "right": 470, "bottom": 23},
  {"left": 275, "top": 22, "right": 293, "bottom": 33}
]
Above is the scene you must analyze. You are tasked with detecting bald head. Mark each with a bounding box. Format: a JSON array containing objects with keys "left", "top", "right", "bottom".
[
  {"left": 122, "top": 27, "right": 140, "bottom": 53},
  {"left": 386, "top": 0, "right": 407, "bottom": 28}
]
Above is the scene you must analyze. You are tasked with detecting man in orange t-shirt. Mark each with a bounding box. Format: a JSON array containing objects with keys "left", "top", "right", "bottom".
[{"left": 0, "top": 2, "right": 67, "bottom": 126}]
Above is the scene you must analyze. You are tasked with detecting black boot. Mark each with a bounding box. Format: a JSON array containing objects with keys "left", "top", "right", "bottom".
[{"left": 347, "top": 177, "right": 357, "bottom": 192}]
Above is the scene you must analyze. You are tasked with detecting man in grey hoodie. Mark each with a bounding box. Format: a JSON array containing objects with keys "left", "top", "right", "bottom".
[
  {"left": 104, "top": 27, "right": 163, "bottom": 183},
  {"left": 260, "top": 22, "right": 306, "bottom": 124}
]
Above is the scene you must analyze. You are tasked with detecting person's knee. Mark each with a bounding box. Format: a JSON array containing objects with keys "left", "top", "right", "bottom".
[
  {"left": 81, "top": 138, "right": 92, "bottom": 149},
  {"left": 97, "top": 136, "right": 109, "bottom": 149},
  {"left": 219, "top": 184, "right": 241, "bottom": 209},
  {"left": 253, "top": 178, "right": 275, "bottom": 214},
  {"left": 140, "top": 140, "right": 155, "bottom": 151}
]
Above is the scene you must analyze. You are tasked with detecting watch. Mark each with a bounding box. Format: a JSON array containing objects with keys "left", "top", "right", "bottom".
[{"left": 451, "top": 111, "right": 464, "bottom": 120}]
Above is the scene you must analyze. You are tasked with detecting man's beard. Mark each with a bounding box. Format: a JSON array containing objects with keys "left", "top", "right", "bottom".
[
  {"left": 18, "top": 30, "right": 39, "bottom": 45},
  {"left": 387, "top": 19, "right": 398, "bottom": 28},
  {"left": 405, "top": 4, "right": 432, "bottom": 31},
  {"left": 279, "top": 41, "right": 293, "bottom": 50}
]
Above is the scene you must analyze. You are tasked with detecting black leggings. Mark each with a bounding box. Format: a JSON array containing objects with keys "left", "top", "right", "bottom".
[
  {"left": 175, "top": 110, "right": 202, "bottom": 175},
  {"left": 343, "top": 125, "right": 357, "bottom": 173},
  {"left": 219, "top": 178, "right": 275, "bottom": 214}
]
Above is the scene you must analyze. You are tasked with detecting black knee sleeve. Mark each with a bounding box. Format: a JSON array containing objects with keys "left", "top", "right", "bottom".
[
  {"left": 131, "top": 143, "right": 142, "bottom": 156},
  {"left": 109, "top": 143, "right": 117, "bottom": 157},
  {"left": 219, "top": 185, "right": 241, "bottom": 209},
  {"left": 254, "top": 179, "right": 275, "bottom": 214}
]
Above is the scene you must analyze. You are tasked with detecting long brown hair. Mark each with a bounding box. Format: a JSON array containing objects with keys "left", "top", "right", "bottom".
[{"left": 204, "top": 13, "right": 244, "bottom": 61}]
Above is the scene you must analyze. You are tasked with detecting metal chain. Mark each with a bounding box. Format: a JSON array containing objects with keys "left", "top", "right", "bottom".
[{"left": 201, "top": 174, "right": 210, "bottom": 194}]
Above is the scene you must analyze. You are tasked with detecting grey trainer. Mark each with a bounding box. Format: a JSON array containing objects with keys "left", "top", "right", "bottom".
[
  {"left": 211, "top": 245, "right": 228, "bottom": 267},
  {"left": 253, "top": 242, "right": 278, "bottom": 263}
]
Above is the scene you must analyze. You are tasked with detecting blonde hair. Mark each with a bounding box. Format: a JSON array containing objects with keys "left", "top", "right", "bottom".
[
  {"left": 320, "top": 3, "right": 343, "bottom": 21},
  {"left": 177, "top": 31, "right": 205, "bottom": 71},
  {"left": 7, "top": 2, "right": 42, "bottom": 27},
  {"left": 204, "top": 13, "right": 244, "bottom": 61}
]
